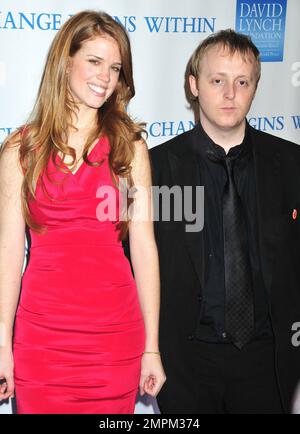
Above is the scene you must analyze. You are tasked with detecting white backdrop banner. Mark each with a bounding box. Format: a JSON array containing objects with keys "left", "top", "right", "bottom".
[{"left": 0, "top": 0, "right": 299, "bottom": 415}]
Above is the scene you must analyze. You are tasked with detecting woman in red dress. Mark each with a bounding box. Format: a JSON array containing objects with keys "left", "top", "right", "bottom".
[{"left": 0, "top": 10, "right": 165, "bottom": 413}]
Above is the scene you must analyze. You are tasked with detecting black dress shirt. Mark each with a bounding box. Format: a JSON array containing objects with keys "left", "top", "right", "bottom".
[{"left": 194, "top": 122, "right": 273, "bottom": 343}]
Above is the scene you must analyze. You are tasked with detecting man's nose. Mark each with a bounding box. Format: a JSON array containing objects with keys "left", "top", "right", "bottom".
[{"left": 224, "top": 82, "right": 235, "bottom": 99}]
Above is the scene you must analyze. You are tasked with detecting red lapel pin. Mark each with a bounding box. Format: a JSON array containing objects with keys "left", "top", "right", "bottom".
[{"left": 292, "top": 209, "right": 298, "bottom": 220}]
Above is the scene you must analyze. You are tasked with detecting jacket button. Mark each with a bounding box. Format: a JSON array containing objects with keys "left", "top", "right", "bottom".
[
  {"left": 197, "top": 295, "right": 202, "bottom": 302},
  {"left": 187, "top": 335, "right": 194, "bottom": 341}
]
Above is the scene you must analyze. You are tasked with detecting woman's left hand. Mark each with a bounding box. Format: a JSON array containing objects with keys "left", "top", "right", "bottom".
[{"left": 139, "top": 353, "right": 166, "bottom": 398}]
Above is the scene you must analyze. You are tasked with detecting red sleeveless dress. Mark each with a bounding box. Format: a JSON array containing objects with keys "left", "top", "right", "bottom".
[{"left": 13, "top": 136, "right": 145, "bottom": 414}]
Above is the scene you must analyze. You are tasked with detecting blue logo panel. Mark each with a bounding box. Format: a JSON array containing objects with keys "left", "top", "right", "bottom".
[{"left": 235, "top": 0, "right": 287, "bottom": 62}]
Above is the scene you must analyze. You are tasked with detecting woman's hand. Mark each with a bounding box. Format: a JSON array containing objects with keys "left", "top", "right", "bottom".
[
  {"left": 0, "top": 347, "right": 15, "bottom": 401},
  {"left": 139, "top": 352, "right": 166, "bottom": 398}
]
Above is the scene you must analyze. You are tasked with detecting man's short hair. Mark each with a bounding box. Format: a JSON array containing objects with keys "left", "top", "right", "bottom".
[{"left": 189, "top": 29, "right": 261, "bottom": 84}]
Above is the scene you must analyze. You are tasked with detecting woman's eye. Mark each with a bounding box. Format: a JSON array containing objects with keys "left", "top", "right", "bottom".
[
  {"left": 89, "top": 59, "right": 99, "bottom": 65},
  {"left": 112, "top": 66, "right": 121, "bottom": 73}
]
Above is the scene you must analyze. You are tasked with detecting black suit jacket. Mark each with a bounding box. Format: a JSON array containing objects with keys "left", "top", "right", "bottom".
[{"left": 150, "top": 123, "right": 300, "bottom": 413}]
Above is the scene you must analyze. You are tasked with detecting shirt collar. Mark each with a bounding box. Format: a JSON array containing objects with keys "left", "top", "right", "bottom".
[{"left": 195, "top": 121, "right": 252, "bottom": 162}]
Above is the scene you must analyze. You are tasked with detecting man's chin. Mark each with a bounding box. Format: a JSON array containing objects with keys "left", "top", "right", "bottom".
[{"left": 216, "top": 119, "right": 245, "bottom": 131}]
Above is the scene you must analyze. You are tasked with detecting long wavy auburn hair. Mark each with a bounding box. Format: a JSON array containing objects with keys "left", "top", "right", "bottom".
[{"left": 1, "top": 10, "right": 145, "bottom": 239}]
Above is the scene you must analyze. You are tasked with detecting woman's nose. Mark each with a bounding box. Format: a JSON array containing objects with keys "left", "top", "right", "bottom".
[{"left": 97, "top": 66, "right": 110, "bottom": 82}]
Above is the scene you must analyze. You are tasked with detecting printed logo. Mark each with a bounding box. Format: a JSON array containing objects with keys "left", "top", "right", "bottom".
[
  {"left": 248, "top": 115, "right": 300, "bottom": 133},
  {"left": 291, "top": 115, "right": 300, "bottom": 130},
  {"left": 0, "top": 12, "right": 136, "bottom": 32},
  {"left": 235, "top": 0, "right": 287, "bottom": 62},
  {"left": 147, "top": 120, "right": 195, "bottom": 138},
  {"left": 143, "top": 16, "right": 216, "bottom": 33},
  {"left": 248, "top": 115, "right": 284, "bottom": 131},
  {"left": 0, "top": 127, "right": 14, "bottom": 144},
  {"left": 0, "top": 12, "right": 216, "bottom": 34}
]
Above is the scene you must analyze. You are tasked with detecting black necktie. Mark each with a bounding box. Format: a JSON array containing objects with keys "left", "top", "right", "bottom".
[{"left": 222, "top": 156, "right": 255, "bottom": 349}]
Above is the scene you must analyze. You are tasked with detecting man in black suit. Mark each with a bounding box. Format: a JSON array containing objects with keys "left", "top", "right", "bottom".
[{"left": 151, "top": 29, "right": 300, "bottom": 414}]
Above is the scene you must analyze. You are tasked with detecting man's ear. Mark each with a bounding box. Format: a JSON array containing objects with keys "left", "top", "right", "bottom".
[{"left": 189, "top": 74, "right": 199, "bottom": 98}]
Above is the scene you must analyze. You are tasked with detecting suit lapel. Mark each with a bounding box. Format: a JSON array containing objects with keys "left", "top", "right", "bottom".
[
  {"left": 167, "top": 125, "right": 284, "bottom": 296},
  {"left": 252, "top": 128, "right": 283, "bottom": 295},
  {"left": 167, "top": 128, "right": 206, "bottom": 291}
]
